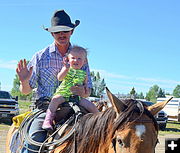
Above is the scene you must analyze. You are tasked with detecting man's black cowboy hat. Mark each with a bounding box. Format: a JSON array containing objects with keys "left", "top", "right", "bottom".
[{"left": 44, "top": 10, "right": 80, "bottom": 32}]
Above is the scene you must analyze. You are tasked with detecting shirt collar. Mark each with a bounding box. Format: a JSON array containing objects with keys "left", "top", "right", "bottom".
[
  {"left": 49, "top": 42, "right": 56, "bottom": 53},
  {"left": 49, "top": 42, "right": 72, "bottom": 55}
]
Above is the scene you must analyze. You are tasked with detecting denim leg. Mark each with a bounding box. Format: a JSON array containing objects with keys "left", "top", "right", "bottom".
[{"left": 20, "top": 111, "right": 47, "bottom": 153}]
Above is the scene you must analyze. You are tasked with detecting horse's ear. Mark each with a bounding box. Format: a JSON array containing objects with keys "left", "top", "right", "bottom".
[
  {"left": 147, "top": 97, "right": 173, "bottom": 115},
  {"left": 106, "top": 87, "right": 126, "bottom": 114}
]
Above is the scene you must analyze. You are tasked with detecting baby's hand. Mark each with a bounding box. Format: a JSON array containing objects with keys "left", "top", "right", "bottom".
[{"left": 62, "top": 57, "right": 70, "bottom": 68}]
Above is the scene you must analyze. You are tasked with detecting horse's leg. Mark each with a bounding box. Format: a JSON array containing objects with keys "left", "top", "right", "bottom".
[{"left": 6, "top": 124, "right": 17, "bottom": 153}]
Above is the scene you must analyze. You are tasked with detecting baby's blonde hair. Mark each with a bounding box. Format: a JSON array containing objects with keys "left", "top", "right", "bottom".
[{"left": 68, "top": 45, "right": 88, "bottom": 57}]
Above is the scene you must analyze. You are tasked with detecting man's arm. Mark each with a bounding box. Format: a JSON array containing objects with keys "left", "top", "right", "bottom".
[
  {"left": 19, "top": 81, "right": 32, "bottom": 95},
  {"left": 83, "top": 75, "right": 91, "bottom": 97}
]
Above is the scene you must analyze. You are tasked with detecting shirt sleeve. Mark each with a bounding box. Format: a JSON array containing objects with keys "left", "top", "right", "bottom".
[
  {"left": 27, "top": 53, "right": 39, "bottom": 89},
  {"left": 82, "top": 60, "right": 92, "bottom": 88}
]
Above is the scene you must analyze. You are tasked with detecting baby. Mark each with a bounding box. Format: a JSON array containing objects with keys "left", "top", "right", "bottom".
[{"left": 42, "top": 45, "right": 99, "bottom": 130}]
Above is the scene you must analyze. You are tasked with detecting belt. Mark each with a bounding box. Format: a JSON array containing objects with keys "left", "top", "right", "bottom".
[{"left": 34, "top": 96, "right": 51, "bottom": 110}]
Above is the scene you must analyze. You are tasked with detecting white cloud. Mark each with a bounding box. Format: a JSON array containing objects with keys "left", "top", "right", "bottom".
[
  {"left": 91, "top": 69, "right": 130, "bottom": 79},
  {"left": 91, "top": 68, "right": 179, "bottom": 85},
  {"left": 0, "top": 60, "right": 17, "bottom": 70},
  {"left": 137, "top": 77, "right": 180, "bottom": 84},
  {"left": 91, "top": 68, "right": 179, "bottom": 94}
]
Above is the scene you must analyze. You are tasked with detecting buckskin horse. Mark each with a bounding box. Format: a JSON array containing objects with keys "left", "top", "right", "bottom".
[{"left": 6, "top": 88, "right": 172, "bottom": 153}]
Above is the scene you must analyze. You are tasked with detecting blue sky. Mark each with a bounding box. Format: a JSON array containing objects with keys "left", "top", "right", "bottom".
[{"left": 0, "top": 0, "right": 179, "bottom": 95}]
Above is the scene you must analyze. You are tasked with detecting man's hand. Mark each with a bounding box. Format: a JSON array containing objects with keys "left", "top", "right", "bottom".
[
  {"left": 70, "top": 85, "right": 89, "bottom": 98},
  {"left": 16, "top": 59, "right": 33, "bottom": 94},
  {"left": 16, "top": 59, "right": 33, "bottom": 83}
]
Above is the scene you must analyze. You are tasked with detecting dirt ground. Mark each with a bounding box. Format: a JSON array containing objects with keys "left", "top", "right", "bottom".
[
  {"left": 155, "top": 134, "right": 179, "bottom": 153},
  {"left": 0, "top": 121, "right": 179, "bottom": 153},
  {"left": 0, "top": 126, "right": 9, "bottom": 153}
]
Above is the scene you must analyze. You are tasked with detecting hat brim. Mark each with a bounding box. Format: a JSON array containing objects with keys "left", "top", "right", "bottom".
[
  {"left": 44, "top": 19, "right": 80, "bottom": 32},
  {"left": 44, "top": 25, "right": 74, "bottom": 32}
]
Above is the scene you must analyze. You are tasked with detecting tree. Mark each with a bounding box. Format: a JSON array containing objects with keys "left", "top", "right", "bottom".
[
  {"left": 157, "top": 88, "right": 165, "bottom": 98},
  {"left": 146, "top": 89, "right": 157, "bottom": 103},
  {"left": 136, "top": 92, "right": 144, "bottom": 99},
  {"left": 11, "top": 74, "right": 21, "bottom": 97},
  {"left": 11, "top": 74, "right": 32, "bottom": 100},
  {"left": 130, "top": 87, "right": 136, "bottom": 99},
  {"left": 173, "top": 85, "right": 180, "bottom": 98},
  {"left": 11, "top": 61, "right": 33, "bottom": 100},
  {"left": 146, "top": 85, "right": 165, "bottom": 102},
  {"left": 90, "top": 71, "right": 106, "bottom": 97}
]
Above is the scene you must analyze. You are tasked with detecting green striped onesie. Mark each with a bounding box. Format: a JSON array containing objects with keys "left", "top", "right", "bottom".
[{"left": 54, "top": 68, "right": 86, "bottom": 101}]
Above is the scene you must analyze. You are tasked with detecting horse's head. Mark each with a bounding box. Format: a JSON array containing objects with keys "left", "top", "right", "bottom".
[{"left": 106, "top": 87, "right": 172, "bottom": 153}]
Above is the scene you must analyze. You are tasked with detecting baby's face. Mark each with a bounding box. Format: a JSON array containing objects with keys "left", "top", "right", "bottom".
[{"left": 68, "top": 51, "right": 86, "bottom": 69}]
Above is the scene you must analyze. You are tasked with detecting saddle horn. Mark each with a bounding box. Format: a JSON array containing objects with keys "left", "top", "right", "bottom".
[{"left": 106, "top": 87, "right": 126, "bottom": 114}]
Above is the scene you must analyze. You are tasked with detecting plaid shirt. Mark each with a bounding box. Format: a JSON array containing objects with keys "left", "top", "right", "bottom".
[{"left": 27, "top": 43, "right": 92, "bottom": 99}]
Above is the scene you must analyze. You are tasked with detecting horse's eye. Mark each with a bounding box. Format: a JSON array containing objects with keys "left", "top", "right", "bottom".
[{"left": 117, "top": 138, "right": 124, "bottom": 147}]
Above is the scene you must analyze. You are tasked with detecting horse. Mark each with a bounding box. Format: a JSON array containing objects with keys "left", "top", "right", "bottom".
[
  {"left": 53, "top": 88, "right": 172, "bottom": 153},
  {"left": 6, "top": 88, "right": 172, "bottom": 153},
  {"left": 96, "top": 100, "right": 109, "bottom": 111}
]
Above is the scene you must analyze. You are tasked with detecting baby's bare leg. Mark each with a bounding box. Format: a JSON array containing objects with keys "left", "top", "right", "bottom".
[
  {"left": 79, "top": 98, "right": 99, "bottom": 113},
  {"left": 48, "top": 95, "right": 66, "bottom": 113}
]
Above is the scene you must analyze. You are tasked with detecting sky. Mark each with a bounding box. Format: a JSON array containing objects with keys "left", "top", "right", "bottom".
[{"left": 0, "top": 0, "right": 179, "bottom": 96}]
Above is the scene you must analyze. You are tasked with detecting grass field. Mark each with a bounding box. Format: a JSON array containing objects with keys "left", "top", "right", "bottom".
[
  {"left": 18, "top": 100, "right": 32, "bottom": 113},
  {"left": 159, "top": 121, "right": 180, "bottom": 135}
]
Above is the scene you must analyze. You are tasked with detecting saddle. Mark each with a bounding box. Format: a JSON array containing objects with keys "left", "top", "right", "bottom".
[
  {"left": 35, "top": 96, "right": 89, "bottom": 125},
  {"left": 52, "top": 102, "right": 89, "bottom": 145},
  {"left": 10, "top": 96, "right": 90, "bottom": 153}
]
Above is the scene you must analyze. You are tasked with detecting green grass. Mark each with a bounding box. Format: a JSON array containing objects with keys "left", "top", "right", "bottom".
[
  {"left": 0, "top": 123, "right": 10, "bottom": 130},
  {"left": 166, "top": 121, "right": 180, "bottom": 130},
  {"left": 159, "top": 121, "right": 180, "bottom": 135},
  {"left": 18, "top": 100, "right": 32, "bottom": 114}
]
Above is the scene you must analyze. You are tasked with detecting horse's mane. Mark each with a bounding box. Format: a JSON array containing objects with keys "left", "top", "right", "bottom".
[{"left": 58, "top": 99, "right": 158, "bottom": 153}]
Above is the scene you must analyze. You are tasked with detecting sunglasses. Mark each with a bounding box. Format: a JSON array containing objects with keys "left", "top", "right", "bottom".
[{"left": 53, "top": 31, "right": 71, "bottom": 34}]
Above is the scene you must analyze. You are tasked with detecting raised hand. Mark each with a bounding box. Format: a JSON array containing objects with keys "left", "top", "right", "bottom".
[
  {"left": 62, "top": 56, "right": 70, "bottom": 68},
  {"left": 16, "top": 59, "right": 33, "bottom": 83}
]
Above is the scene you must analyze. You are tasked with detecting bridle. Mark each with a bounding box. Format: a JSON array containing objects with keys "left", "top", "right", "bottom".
[{"left": 111, "top": 101, "right": 159, "bottom": 153}]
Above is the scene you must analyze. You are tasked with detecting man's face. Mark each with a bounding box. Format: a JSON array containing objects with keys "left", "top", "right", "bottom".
[{"left": 52, "top": 30, "right": 73, "bottom": 46}]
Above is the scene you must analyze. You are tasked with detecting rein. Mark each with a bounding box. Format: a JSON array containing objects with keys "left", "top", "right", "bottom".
[{"left": 18, "top": 96, "right": 82, "bottom": 153}]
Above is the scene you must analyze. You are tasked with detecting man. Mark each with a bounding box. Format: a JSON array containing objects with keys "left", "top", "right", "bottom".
[{"left": 16, "top": 10, "right": 93, "bottom": 153}]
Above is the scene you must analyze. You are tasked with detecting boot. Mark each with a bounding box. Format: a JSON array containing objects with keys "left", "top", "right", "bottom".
[{"left": 42, "top": 109, "right": 55, "bottom": 131}]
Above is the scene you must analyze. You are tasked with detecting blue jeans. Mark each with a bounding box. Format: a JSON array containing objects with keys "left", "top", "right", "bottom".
[{"left": 20, "top": 110, "right": 47, "bottom": 153}]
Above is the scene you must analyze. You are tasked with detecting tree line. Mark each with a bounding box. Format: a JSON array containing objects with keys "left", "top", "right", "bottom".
[
  {"left": 129, "top": 84, "right": 180, "bottom": 102},
  {"left": 10, "top": 71, "right": 106, "bottom": 101},
  {"left": 7, "top": 71, "right": 180, "bottom": 102}
]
